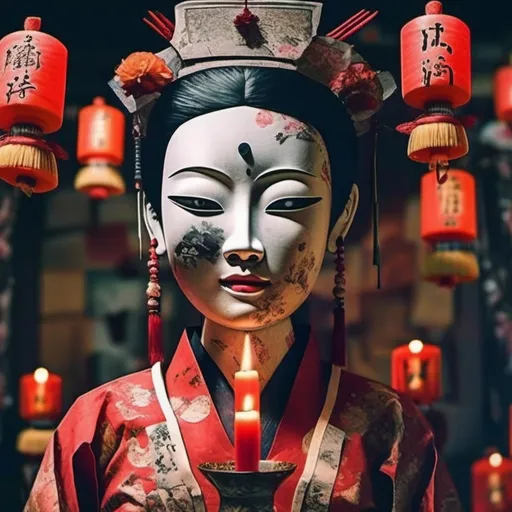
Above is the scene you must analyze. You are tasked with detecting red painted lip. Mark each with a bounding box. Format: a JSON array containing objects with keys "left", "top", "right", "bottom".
[{"left": 220, "top": 275, "right": 271, "bottom": 294}]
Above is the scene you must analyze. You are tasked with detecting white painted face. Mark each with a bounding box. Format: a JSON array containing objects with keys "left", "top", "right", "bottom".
[{"left": 160, "top": 106, "right": 332, "bottom": 330}]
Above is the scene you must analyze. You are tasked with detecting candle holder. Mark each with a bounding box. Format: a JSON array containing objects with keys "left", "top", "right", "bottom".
[{"left": 198, "top": 460, "right": 296, "bottom": 512}]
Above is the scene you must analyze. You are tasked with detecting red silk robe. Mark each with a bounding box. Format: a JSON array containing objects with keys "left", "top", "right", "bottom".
[{"left": 25, "top": 331, "right": 461, "bottom": 511}]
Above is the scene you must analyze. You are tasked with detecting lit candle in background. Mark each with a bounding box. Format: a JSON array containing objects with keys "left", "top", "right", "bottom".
[
  {"left": 20, "top": 368, "right": 62, "bottom": 422},
  {"left": 234, "top": 334, "right": 260, "bottom": 413},
  {"left": 34, "top": 368, "right": 49, "bottom": 414},
  {"left": 235, "top": 395, "right": 261, "bottom": 472},
  {"left": 391, "top": 339, "right": 441, "bottom": 406},
  {"left": 472, "top": 451, "right": 512, "bottom": 512},
  {"left": 407, "top": 340, "right": 424, "bottom": 392},
  {"left": 488, "top": 453, "right": 504, "bottom": 508}
]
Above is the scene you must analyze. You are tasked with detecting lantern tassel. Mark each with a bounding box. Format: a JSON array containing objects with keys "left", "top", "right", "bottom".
[
  {"left": 74, "top": 163, "right": 126, "bottom": 200},
  {"left": 408, "top": 123, "right": 468, "bottom": 166},
  {"left": 17, "top": 428, "right": 54, "bottom": 456},
  {"left": 0, "top": 127, "right": 67, "bottom": 196},
  {"left": 422, "top": 248, "right": 479, "bottom": 287},
  {"left": 397, "top": 106, "right": 470, "bottom": 172}
]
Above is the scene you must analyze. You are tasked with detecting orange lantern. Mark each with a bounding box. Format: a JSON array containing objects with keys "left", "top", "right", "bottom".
[
  {"left": 494, "top": 62, "right": 512, "bottom": 123},
  {"left": 398, "top": 1, "right": 471, "bottom": 182},
  {"left": 391, "top": 339, "right": 441, "bottom": 406},
  {"left": 74, "top": 96, "right": 126, "bottom": 199},
  {"left": 0, "top": 17, "right": 68, "bottom": 196},
  {"left": 472, "top": 452, "right": 512, "bottom": 512},
  {"left": 19, "top": 367, "right": 62, "bottom": 422},
  {"left": 420, "top": 168, "right": 478, "bottom": 286}
]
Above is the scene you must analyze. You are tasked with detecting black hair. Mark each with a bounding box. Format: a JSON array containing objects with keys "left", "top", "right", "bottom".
[{"left": 144, "top": 66, "right": 358, "bottom": 229}]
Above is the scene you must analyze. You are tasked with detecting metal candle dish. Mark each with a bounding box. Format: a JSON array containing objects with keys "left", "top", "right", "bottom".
[{"left": 198, "top": 460, "right": 296, "bottom": 512}]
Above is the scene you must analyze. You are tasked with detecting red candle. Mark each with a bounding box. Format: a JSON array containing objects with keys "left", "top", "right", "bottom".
[
  {"left": 234, "top": 334, "right": 260, "bottom": 412},
  {"left": 20, "top": 368, "right": 62, "bottom": 422},
  {"left": 472, "top": 452, "right": 512, "bottom": 511},
  {"left": 234, "top": 334, "right": 261, "bottom": 471},
  {"left": 235, "top": 395, "right": 261, "bottom": 472},
  {"left": 235, "top": 369, "right": 260, "bottom": 412},
  {"left": 391, "top": 339, "right": 441, "bottom": 405}
]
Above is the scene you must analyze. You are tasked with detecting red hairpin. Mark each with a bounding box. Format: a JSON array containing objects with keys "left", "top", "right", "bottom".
[
  {"left": 327, "top": 9, "right": 379, "bottom": 41},
  {"left": 143, "top": 10, "right": 175, "bottom": 41}
]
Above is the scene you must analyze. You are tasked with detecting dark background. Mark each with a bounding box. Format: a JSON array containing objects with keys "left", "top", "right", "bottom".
[{"left": 0, "top": 0, "right": 506, "bottom": 509}]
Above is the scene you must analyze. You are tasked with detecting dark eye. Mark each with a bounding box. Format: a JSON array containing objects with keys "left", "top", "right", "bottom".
[
  {"left": 168, "top": 196, "right": 224, "bottom": 217},
  {"left": 265, "top": 197, "right": 322, "bottom": 214}
]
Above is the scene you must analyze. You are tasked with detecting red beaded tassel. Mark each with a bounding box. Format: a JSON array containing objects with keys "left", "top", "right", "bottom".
[
  {"left": 147, "top": 238, "right": 163, "bottom": 365},
  {"left": 332, "top": 236, "right": 346, "bottom": 367}
]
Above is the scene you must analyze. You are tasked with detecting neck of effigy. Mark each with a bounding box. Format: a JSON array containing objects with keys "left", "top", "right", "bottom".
[{"left": 201, "top": 317, "right": 295, "bottom": 390}]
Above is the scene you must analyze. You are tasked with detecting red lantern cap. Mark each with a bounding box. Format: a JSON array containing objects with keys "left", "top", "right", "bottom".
[
  {"left": 24, "top": 17, "right": 41, "bottom": 31},
  {"left": 425, "top": 1, "right": 443, "bottom": 15}
]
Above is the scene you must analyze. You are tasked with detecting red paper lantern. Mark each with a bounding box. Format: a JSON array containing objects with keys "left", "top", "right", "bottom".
[
  {"left": 75, "top": 96, "right": 126, "bottom": 199},
  {"left": 391, "top": 339, "right": 441, "bottom": 406},
  {"left": 0, "top": 17, "right": 68, "bottom": 195},
  {"left": 398, "top": 1, "right": 471, "bottom": 180},
  {"left": 420, "top": 169, "right": 478, "bottom": 287},
  {"left": 494, "top": 65, "right": 512, "bottom": 123},
  {"left": 472, "top": 452, "right": 512, "bottom": 512},
  {"left": 19, "top": 368, "right": 62, "bottom": 422}
]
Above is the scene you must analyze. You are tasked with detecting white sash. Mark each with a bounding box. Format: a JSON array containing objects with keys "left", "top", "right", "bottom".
[
  {"left": 292, "top": 364, "right": 344, "bottom": 511},
  {"left": 151, "top": 362, "right": 206, "bottom": 512}
]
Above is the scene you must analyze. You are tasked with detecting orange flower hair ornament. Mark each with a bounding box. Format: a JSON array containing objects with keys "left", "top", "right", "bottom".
[{"left": 115, "top": 52, "right": 173, "bottom": 99}]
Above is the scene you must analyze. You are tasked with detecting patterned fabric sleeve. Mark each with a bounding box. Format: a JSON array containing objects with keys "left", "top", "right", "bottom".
[
  {"left": 382, "top": 395, "right": 462, "bottom": 511},
  {"left": 24, "top": 389, "right": 113, "bottom": 511}
]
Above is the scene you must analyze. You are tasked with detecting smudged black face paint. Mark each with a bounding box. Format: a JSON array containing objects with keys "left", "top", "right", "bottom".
[
  {"left": 174, "top": 221, "right": 225, "bottom": 269},
  {"left": 251, "top": 282, "right": 286, "bottom": 325},
  {"left": 284, "top": 248, "right": 316, "bottom": 295},
  {"left": 238, "top": 142, "right": 254, "bottom": 166}
]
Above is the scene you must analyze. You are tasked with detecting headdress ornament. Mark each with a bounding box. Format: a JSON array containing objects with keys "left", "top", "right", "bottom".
[{"left": 109, "top": 1, "right": 396, "bottom": 136}]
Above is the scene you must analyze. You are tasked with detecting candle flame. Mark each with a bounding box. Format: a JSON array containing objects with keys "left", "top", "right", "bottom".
[
  {"left": 240, "top": 333, "right": 253, "bottom": 372},
  {"left": 34, "top": 367, "right": 49, "bottom": 384},
  {"left": 243, "top": 395, "right": 254, "bottom": 412},
  {"left": 489, "top": 453, "right": 503, "bottom": 468},
  {"left": 408, "top": 339, "right": 424, "bottom": 354}
]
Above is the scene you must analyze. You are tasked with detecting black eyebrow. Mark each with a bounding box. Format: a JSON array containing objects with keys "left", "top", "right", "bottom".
[
  {"left": 254, "top": 168, "right": 317, "bottom": 182},
  {"left": 168, "top": 166, "right": 233, "bottom": 185}
]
